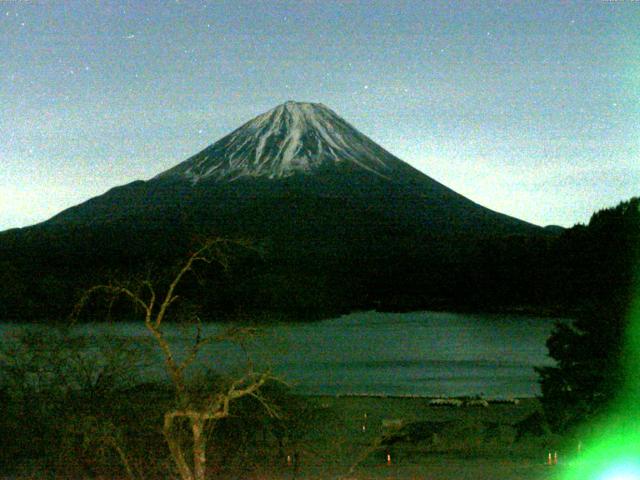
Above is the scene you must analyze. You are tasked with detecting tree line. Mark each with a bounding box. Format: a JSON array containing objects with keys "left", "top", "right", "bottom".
[{"left": 0, "top": 197, "right": 637, "bottom": 323}]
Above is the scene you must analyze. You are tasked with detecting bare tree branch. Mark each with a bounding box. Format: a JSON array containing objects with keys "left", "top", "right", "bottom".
[{"left": 72, "top": 237, "right": 275, "bottom": 480}]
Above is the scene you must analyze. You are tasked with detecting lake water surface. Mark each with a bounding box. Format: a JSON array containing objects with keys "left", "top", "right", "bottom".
[{"left": 0, "top": 311, "right": 563, "bottom": 398}]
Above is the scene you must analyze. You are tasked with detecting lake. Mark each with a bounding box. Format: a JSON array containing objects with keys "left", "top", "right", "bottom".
[{"left": 0, "top": 311, "right": 563, "bottom": 398}]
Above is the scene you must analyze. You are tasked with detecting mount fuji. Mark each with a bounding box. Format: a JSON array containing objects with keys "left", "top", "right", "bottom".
[
  {"left": 0, "top": 101, "right": 551, "bottom": 319},
  {"left": 43, "top": 101, "right": 539, "bottom": 235}
]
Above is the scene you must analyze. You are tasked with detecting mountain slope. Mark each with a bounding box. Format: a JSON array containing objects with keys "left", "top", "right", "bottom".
[
  {"left": 46, "top": 101, "right": 539, "bottom": 236},
  {"left": 0, "top": 101, "right": 552, "bottom": 320}
]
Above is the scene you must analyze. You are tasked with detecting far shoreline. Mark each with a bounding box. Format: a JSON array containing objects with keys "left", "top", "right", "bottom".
[{"left": 303, "top": 393, "right": 532, "bottom": 401}]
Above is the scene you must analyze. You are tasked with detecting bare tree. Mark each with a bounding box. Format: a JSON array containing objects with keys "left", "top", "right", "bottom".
[{"left": 74, "top": 238, "right": 278, "bottom": 480}]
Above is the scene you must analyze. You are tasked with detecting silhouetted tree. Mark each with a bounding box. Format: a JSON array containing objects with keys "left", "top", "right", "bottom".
[
  {"left": 536, "top": 297, "right": 629, "bottom": 431},
  {"left": 537, "top": 198, "right": 640, "bottom": 431}
]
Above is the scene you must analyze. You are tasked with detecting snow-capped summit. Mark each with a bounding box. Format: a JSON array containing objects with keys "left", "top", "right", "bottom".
[{"left": 155, "top": 101, "right": 400, "bottom": 183}]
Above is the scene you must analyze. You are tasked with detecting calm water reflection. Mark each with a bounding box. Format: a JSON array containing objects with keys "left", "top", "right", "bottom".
[{"left": 0, "top": 311, "right": 563, "bottom": 397}]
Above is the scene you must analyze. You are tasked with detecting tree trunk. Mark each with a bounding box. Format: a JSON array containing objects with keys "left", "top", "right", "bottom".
[
  {"left": 164, "top": 413, "right": 194, "bottom": 480},
  {"left": 192, "top": 416, "right": 207, "bottom": 480}
]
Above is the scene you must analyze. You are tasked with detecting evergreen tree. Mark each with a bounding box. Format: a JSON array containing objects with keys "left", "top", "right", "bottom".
[{"left": 537, "top": 198, "right": 639, "bottom": 431}]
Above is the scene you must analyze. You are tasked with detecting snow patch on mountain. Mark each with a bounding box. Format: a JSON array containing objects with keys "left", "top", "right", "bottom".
[{"left": 155, "top": 101, "right": 399, "bottom": 183}]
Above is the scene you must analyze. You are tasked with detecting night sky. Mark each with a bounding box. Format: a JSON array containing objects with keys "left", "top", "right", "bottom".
[{"left": 2, "top": 0, "right": 638, "bottom": 231}]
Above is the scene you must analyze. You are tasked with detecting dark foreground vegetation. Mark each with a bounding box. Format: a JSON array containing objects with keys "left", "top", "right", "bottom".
[
  {"left": 535, "top": 198, "right": 639, "bottom": 441},
  {"left": 0, "top": 328, "right": 318, "bottom": 479},
  {"left": 0, "top": 197, "right": 638, "bottom": 322}
]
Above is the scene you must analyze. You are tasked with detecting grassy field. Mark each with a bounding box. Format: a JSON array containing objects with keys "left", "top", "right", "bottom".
[
  {"left": 2, "top": 390, "right": 574, "bottom": 479},
  {"left": 266, "top": 395, "right": 567, "bottom": 480}
]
